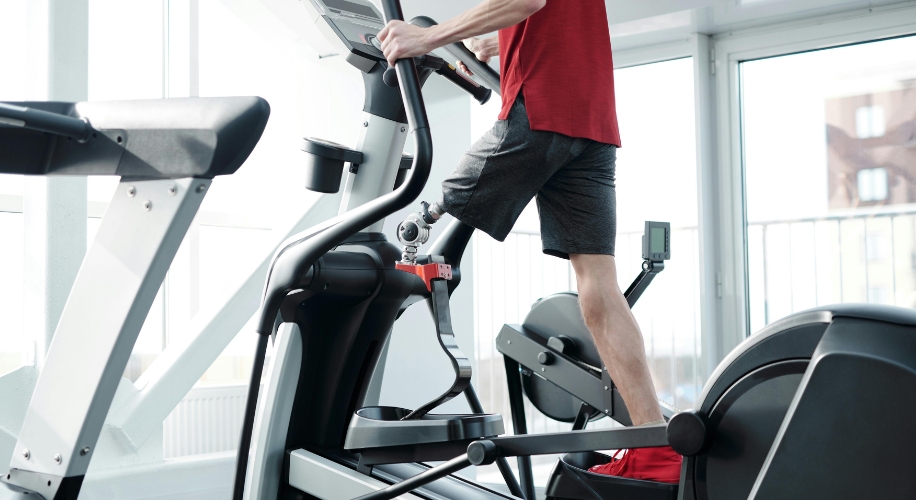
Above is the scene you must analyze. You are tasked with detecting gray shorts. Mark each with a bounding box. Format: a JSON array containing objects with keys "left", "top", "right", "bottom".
[{"left": 440, "top": 97, "right": 617, "bottom": 259}]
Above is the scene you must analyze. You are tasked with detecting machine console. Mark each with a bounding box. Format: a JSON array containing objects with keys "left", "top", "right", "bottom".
[
  {"left": 308, "top": 0, "right": 388, "bottom": 65},
  {"left": 642, "top": 221, "right": 671, "bottom": 262}
]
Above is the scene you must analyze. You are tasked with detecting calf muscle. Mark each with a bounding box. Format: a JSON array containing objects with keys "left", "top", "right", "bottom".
[{"left": 570, "top": 254, "right": 663, "bottom": 425}]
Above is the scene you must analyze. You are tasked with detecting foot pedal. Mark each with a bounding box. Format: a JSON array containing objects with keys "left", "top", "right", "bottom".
[
  {"left": 546, "top": 452, "right": 678, "bottom": 500},
  {"left": 344, "top": 406, "right": 504, "bottom": 465}
]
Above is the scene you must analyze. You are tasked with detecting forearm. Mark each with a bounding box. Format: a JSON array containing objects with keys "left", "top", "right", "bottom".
[{"left": 427, "top": 0, "right": 543, "bottom": 48}]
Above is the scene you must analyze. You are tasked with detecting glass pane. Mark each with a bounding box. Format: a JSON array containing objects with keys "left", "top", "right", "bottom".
[
  {"left": 0, "top": 0, "right": 41, "bottom": 195},
  {"left": 88, "top": 0, "right": 164, "bottom": 101},
  {"left": 615, "top": 58, "right": 701, "bottom": 412},
  {"left": 197, "top": 0, "right": 336, "bottom": 223},
  {"left": 742, "top": 35, "right": 916, "bottom": 332},
  {"left": 195, "top": 225, "right": 272, "bottom": 386},
  {"left": 473, "top": 58, "right": 700, "bottom": 485},
  {"left": 0, "top": 212, "right": 26, "bottom": 376}
]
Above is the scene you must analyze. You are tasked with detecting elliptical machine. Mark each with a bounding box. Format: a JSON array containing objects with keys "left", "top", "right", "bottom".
[
  {"left": 235, "top": 1, "right": 517, "bottom": 499},
  {"left": 238, "top": 1, "right": 916, "bottom": 500}
]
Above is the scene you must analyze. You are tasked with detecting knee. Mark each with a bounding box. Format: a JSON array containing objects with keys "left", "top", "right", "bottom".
[
  {"left": 577, "top": 281, "right": 611, "bottom": 327},
  {"left": 577, "top": 276, "right": 626, "bottom": 326}
]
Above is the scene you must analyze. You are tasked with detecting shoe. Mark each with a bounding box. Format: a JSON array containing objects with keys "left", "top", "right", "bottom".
[{"left": 588, "top": 446, "right": 682, "bottom": 483}]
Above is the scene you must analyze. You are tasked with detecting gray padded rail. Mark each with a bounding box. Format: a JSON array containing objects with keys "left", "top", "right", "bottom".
[{"left": 0, "top": 97, "right": 269, "bottom": 179}]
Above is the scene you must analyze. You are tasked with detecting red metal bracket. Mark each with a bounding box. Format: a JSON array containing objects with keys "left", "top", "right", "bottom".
[{"left": 395, "top": 262, "right": 452, "bottom": 292}]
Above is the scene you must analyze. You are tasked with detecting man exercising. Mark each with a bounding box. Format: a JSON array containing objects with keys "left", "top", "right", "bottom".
[{"left": 378, "top": 0, "right": 681, "bottom": 483}]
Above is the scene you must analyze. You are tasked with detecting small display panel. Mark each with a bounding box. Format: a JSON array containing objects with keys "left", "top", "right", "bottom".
[
  {"left": 642, "top": 221, "right": 670, "bottom": 261},
  {"left": 650, "top": 227, "right": 666, "bottom": 254},
  {"left": 323, "top": 0, "right": 381, "bottom": 22}
]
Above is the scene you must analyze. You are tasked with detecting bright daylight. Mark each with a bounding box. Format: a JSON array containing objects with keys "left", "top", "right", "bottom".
[{"left": 1, "top": 0, "right": 916, "bottom": 499}]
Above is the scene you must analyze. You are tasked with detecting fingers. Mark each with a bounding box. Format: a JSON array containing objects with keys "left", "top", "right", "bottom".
[
  {"left": 386, "top": 48, "right": 398, "bottom": 67},
  {"left": 380, "top": 21, "right": 401, "bottom": 66},
  {"left": 456, "top": 60, "right": 474, "bottom": 76}
]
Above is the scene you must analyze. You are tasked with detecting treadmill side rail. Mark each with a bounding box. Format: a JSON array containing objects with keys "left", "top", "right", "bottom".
[{"left": 4, "top": 178, "right": 209, "bottom": 489}]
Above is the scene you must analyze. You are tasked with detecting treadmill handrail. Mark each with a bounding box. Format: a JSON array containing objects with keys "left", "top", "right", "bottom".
[
  {"left": 0, "top": 101, "right": 91, "bottom": 140},
  {"left": 0, "top": 97, "right": 270, "bottom": 179}
]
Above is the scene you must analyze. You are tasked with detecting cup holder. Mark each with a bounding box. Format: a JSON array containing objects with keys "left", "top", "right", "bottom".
[{"left": 300, "top": 137, "right": 363, "bottom": 193}]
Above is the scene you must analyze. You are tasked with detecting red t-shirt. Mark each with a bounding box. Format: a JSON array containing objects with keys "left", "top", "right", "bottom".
[{"left": 498, "top": 0, "right": 621, "bottom": 147}]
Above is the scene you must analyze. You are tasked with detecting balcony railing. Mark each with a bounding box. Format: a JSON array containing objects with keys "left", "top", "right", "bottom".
[{"left": 747, "top": 207, "right": 916, "bottom": 331}]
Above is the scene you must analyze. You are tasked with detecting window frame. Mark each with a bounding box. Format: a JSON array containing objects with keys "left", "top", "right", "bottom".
[{"left": 713, "top": 2, "right": 916, "bottom": 352}]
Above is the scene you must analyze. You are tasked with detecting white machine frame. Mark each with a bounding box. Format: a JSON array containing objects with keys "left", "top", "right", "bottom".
[{"left": 5, "top": 178, "right": 210, "bottom": 498}]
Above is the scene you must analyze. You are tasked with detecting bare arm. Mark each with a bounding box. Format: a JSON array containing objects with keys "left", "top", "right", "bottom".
[{"left": 377, "top": 0, "right": 544, "bottom": 66}]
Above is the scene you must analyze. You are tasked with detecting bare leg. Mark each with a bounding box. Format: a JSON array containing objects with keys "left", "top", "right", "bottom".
[{"left": 569, "top": 253, "right": 663, "bottom": 425}]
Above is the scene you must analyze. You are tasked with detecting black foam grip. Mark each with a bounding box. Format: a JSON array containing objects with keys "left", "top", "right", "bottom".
[{"left": 437, "top": 63, "right": 492, "bottom": 104}]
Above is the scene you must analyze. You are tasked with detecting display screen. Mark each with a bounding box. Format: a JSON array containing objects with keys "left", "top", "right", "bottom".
[
  {"left": 323, "top": 0, "right": 381, "bottom": 21},
  {"left": 651, "top": 227, "right": 666, "bottom": 254}
]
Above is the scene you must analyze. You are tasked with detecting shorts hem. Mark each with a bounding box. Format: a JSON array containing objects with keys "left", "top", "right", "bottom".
[
  {"left": 543, "top": 245, "right": 616, "bottom": 261},
  {"left": 449, "top": 211, "right": 513, "bottom": 243}
]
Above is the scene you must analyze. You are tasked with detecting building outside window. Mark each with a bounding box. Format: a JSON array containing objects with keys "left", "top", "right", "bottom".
[{"left": 743, "top": 35, "right": 916, "bottom": 331}]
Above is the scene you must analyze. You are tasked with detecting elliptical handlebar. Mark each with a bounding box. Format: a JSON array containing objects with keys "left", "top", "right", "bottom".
[
  {"left": 234, "top": 2, "right": 434, "bottom": 498},
  {"left": 410, "top": 16, "right": 501, "bottom": 96},
  {"left": 255, "top": 0, "right": 434, "bottom": 337}
]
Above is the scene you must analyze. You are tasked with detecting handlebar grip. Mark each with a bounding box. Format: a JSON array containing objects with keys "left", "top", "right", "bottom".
[
  {"left": 437, "top": 63, "right": 492, "bottom": 105},
  {"left": 410, "top": 16, "right": 501, "bottom": 96},
  {"left": 380, "top": 0, "right": 405, "bottom": 23},
  {"left": 443, "top": 42, "right": 501, "bottom": 96},
  {"left": 0, "top": 102, "right": 92, "bottom": 141}
]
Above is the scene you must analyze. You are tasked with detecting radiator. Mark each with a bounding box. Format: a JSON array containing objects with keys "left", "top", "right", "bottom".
[{"left": 163, "top": 384, "right": 248, "bottom": 459}]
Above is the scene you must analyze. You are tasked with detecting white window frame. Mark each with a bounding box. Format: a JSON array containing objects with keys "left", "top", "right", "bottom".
[
  {"left": 613, "top": 3, "right": 916, "bottom": 377},
  {"left": 712, "top": 3, "right": 916, "bottom": 357}
]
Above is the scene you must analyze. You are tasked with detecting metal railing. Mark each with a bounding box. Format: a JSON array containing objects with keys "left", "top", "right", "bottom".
[{"left": 747, "top": 207, "right": 916, "bottom": 330}]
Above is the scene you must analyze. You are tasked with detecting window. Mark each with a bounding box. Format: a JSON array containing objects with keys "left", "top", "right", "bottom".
[
  {"left": 855, "top": 105, "right": 886, "bottom": 139},
  {"left": 742, "top": 35, "right": 916, "bottom": 331},
  {"left": 0, "top": 213, "right": 26, "bottom": 377},
  {"left": 857, "top": 168, "right": 888, "bottom": 202},
  {"left": 0, "top": 0, "right": 44, "bottom": 374},
  {"left": 615, "top": 58, "right": 701, "bottom": 411}
]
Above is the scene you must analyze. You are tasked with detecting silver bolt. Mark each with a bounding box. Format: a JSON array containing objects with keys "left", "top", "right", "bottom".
[
  {"left": 605, "top": 409, "right": 609, "bottom": 413},
  {"left": 196, "top": 184, "right": 207, "bottom": 193},
  {"left": 400, "top": 126, "right": 406, "bottom": 132},
  {"left": 142, "top": 200, "right": 152, "bottom": 211},
  {"left": 604, "top": 386, "right": 609, "bottom": 391},
  {"left": 541, "top": 367, "right": 545, "bottom": 372},
  {"left": 80, "top": 447, "right": 90, "bottom": 456},
  {"left": 168, "top": 185, "right": 177, "bottom": 195},
  {"left": 22, "top": 449, "right": 29, "bottom": 460},
  {"left": 507, "top": 340, "right": 511, "bottom": 344},
  {"left": 54, "top": 454, "right": 61, "bottom": 465},
  {"left": 127, "top": 186, "right": 136, "bottom": 197},
  {"left": 363, "top": 121, "right": 369, "bottom": 127}
]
